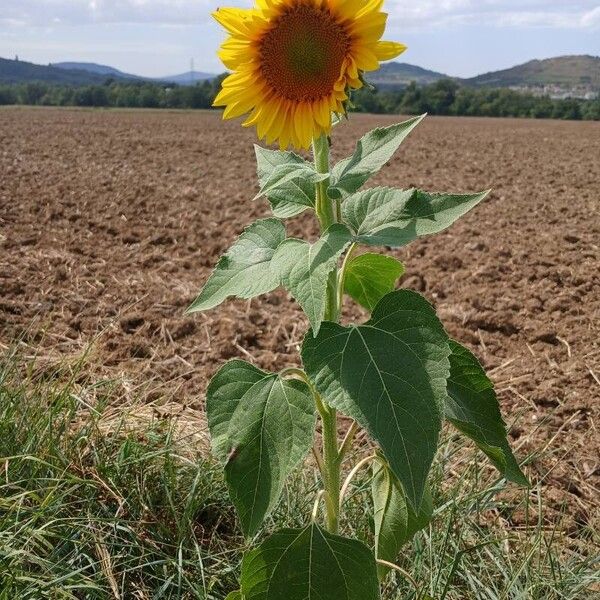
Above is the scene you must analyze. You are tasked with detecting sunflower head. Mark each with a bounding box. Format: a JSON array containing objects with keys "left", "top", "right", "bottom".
[{"left": 213, "top": 0, "right": 406, "bottom": 150}]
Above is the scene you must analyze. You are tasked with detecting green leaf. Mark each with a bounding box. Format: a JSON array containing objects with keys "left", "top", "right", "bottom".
[
  {"left": 225, "top": 592, "right": 243, "bottom": 600},
  {"left": 446, "top": 340, "right": 529, "bottom": 486},
  {"left": 271, "top": 224, "right": 352, "bottom": 334},
  {"left": 254, "top": 145, "right": 317, "bottom": 218},
  {"left": 372, "top": 461, "right": 433, "bottom": 579},
  {"left": 344, "top": 253, "right": 405, "bottom": 311},
  {"left": 207, "top": 360, "right": 316, "bottom": 537},
  {"left": 253, "top": 160, "right": 328, "bottom": 203},
  {"left": 342, "top": 187, "right": 490, "bottom": 248},
  {"left": 329, "top": 115, "right": 425, "bottom": 198},
  {"left": 187, "top": 218, "right": 285, "bottom": 313},
  {"left": 302, "top": 289, "right": 450, "bottom": 509},
  {"left": 240, "top": 524, "right": 380, "bottom": 600}
]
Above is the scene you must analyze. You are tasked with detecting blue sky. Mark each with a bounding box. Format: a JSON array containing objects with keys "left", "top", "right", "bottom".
[{"left": 1, "top": 1, "right": 599, "bottom": 78}]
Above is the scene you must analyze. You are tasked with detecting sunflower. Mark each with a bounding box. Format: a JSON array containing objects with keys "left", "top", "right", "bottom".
[{"left": 212, "top": 0, "right": 406, "bottom": 150}]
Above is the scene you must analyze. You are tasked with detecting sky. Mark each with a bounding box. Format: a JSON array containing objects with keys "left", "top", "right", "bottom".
[{"left": 1, "top": 1, "right": 599, "bottom": 78}]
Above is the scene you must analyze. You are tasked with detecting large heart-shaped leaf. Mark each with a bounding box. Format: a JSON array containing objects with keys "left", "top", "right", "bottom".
[
  {"left": 240, "top": 524, "right": 380, "bottom": 600},
  {"left": 255, "top": 146, "right": 317, "bottom": 218},
  {"left": 344, "top": 253, "right": 405, "bottom": 311},
  {"left": 329, "top": 115, "right": 425, "bottom": 199},
  {"left": 187, "top": 218, "right": 285, "bottom": 313},
  {"left": 342, "top": 187, "right": 490, "bottom": 247},
  {"left": 271, "top": 224, "right": 352, "bottom": 334},
  {"left": 372, "top": 461, "right": 433, "bottom": 579},
  {"left": 207, "top": 360, "right": 315, "bottom": 537},
  {"left": 446, "top": 340, "right": 528, "bottom": 486},
  {"left": 302, "top": 289, "right": 450, "bottom": 509}
]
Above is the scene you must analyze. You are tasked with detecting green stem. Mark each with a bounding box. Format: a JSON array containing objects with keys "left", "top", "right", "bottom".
[
  {"left": 313, "top": 134, "right": 335, "bottom": 231},
  {"left": 320, "top": 405, "right": 341, "bottom": 533},
  {"left": 312, "top": 133, "right": 341, "bottom": 534}
]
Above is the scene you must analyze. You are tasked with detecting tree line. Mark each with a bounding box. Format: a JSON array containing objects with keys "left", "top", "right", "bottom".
[
  {"left": 351, "top": 80, "right": 600, "bottom": 121},
  {"left": 0, "top": 77, "right": 598, "bottom": 121},
  {"left": 0, "top": 76, "right": 226, "bottom": 110}
]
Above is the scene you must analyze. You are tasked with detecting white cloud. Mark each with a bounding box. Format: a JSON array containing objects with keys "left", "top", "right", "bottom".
[
  {"left": 386, "top": 0, "right": 600, "bottom": 30},
  {"left": 0, "top": 0, "right": 216, "bottom": 26},
  {"left": 1, "top": 0, "right": 599, "bottom": 29},
  {"left": 581, "top": 5, "right": 600, "bottom": 27}
]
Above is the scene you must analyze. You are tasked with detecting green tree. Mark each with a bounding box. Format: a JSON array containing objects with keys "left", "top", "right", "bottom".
[{"left": 0, "top": 86, "right": 17, "bottom": 105}]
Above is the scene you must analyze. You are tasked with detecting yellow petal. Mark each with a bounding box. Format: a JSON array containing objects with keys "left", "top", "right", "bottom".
[
  {"left": 265, "top": 101, "right": 285, "bottom": 144},
  {"left": 374, "top": 40, "right": 407, "bottom": 60},
  {"left": 356, "top": 0, "right": 384, "bottom": 18},
  {"left": 223, "top": 96, "right": 257, "bottom": 119},
  {"left": 345, "top": 56, "right": 359, "bottom": 80},
  {"left": 294, "top": 103, "right": 313, "bottom": 149},
  {"left": 349, "top": 13, "right": 387, "bottom": 42},
  {"left": 221, "top": 68, "right": 256, "bottom": 88},
  {"left": 212, "top": 8, "right": 256, "bottom": 37},
  {"left": 278, "top": 109, "right": 292, "bottom": 150},
  {"left": 334, "top": 0, "right": 366, "bottom": 20},
  {"left": 314, "top": 98, "right": 332, "bottom": 129},
  {"left": 351, "top": 45, "right": 381, "bottom": 71},
  {"left": 256, "top": 98, "right": 281, "bottom": 139}
]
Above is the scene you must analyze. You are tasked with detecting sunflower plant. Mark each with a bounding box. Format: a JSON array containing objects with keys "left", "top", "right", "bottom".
[{"left": 188, "top": 1, "right": 528, "bottom": 597}]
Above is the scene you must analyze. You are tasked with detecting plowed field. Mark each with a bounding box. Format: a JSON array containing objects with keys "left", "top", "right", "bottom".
[{"left": 1, "top": 107, "right": 599, "bottom": 534}]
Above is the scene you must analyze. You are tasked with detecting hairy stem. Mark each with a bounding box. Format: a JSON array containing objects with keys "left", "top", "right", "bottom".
[
  {"left": 313, "top": 134, "right": 335, "bottom": 231},
  {"left": 312, "top": 133, "right": 341, "bottom": 534},
  {"left": 320, "top": 405, "right": 341, "bottom": 533}
]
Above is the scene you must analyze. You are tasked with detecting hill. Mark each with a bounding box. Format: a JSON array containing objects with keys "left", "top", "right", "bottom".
[
  {"left": 158, "top": 71, "right": 215, "bottom": 85},
  {"left": 0, "top": 57, "right": 115, "bottom": 85},
  {"left": 0, "top": 57, "right": 216, "bottom": 87},
  {"left": 3, "top": 55, "right": 598, "bottom": 95},
  {"left": 465, "top": 55, "right": 600, "bottom": 90},
  {"left": 367, "top": 62, "right": 449, "bottom": 88},
  {"left": 54, "top": 62, "right": 215, "bottom": 85},
  {"left": 55, "top": 63, "right": 215, "bottom": 85},
  {"left": 53, "top": 61, "right": 144, "bottom": 80}
]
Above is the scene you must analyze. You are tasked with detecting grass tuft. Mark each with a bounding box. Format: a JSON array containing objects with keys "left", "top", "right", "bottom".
[{"left": 0, "top": 347, "right": 598, "bottom": 599}]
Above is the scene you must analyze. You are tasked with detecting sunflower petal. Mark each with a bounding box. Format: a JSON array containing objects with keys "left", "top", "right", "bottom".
[
  {"left": 212, "top": 8, "right": 256, "bottom": 37},
  {"left": 351, "top": 45, "right": 381, "bottom": 71},
  {"left": 375, "top": 40, "right": 407, "bottom": 61}
]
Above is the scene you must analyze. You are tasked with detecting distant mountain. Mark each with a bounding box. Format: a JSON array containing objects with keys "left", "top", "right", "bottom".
[
  {"left": 365, "top": 56, "right": 600, "bottom": 93},
  {"left": 158, "top": 71, "right": 216, "bottom": 85},
  {"left": 464, "top": 55, "right": 600, "bottom": 90},
  {"left": 55, "top": 62, "right": 215, "bottom": 85},
  {"left": 0, "top": 57, "right": 114, "bottom": 85},
  {"left": 3, "top": 55, "right": 598, "bottom": 94},
  {"left": 53, "top": 61, "right": 144, "bottom": 80},
  {"left": 367, "top": 62, "right": 450, "bottom": 88},
  {"left": 0, "top": 57, "right": 217, "bottom": 86}
]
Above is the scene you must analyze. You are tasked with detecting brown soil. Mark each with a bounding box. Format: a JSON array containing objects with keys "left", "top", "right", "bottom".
[{"left": 1, "top": 107, "right": 599, "bottom": 535}]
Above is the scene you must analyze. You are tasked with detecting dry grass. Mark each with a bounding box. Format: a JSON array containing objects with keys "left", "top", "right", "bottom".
[{"left": 0, "top": 343, "right": 598, "bottom": 599}]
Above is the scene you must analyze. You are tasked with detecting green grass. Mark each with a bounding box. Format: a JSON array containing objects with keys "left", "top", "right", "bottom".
[{"left": 0, "top": 347, "right": 598, "bottom": 599}]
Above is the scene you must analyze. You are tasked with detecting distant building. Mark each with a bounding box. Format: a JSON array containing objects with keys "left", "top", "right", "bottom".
[{"left": 509, "top": 84, "right": 598, "bottom": 100}]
